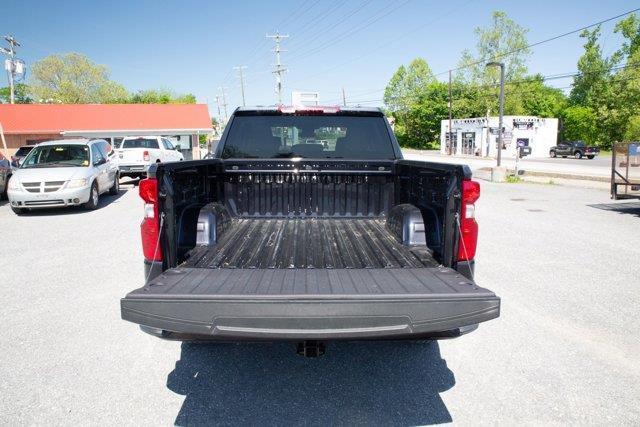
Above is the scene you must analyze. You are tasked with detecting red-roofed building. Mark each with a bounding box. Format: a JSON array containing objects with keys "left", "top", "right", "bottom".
[{"left": 0, "top": 104, "right": 212, "bottom": 159}]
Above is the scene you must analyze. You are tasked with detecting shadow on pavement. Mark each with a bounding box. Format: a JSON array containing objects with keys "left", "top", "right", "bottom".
[
  {"left": 13, "top": 188, "right": 128, "bottom": 216},
  {"left": 167, "top": 340, "right": 454, "bottom": 426},
  {"left": 587, "top": 201, "right": 640, "bottom": 218}
]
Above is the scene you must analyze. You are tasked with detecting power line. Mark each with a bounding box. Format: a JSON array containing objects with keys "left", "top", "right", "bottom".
[
  {"left": 289, "top": 0, "right": 411, "bottom": 62},
  {"left": 287, "top": 0, "right": 473, "bottom": 86},
  {"left": 266, "top": 32, "right": 289, "bottom": 104},
  {"left": 434, "top": 6, "right": 640, "bottom": 77}
]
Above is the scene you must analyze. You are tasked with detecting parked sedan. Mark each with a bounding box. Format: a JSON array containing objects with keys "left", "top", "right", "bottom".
[
  {"left": 550, "top": 141, "right": 600, "bottom": 159},
  {"left": 7, "top": 139, "right": 119, "bottom": 215}
]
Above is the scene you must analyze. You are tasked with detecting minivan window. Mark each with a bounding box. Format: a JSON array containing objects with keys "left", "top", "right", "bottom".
[
  {"left": 221, "top": 115, "right": 396, "bottom": 159},
  {"left": 122, "top": 138, "right": 159, "bottom": 149},
  {"left": 15, "top": 146, "right": 34, "bottom": 157},
  {"left": 22, "top": 145, "right": 90, "bottom": 168}
]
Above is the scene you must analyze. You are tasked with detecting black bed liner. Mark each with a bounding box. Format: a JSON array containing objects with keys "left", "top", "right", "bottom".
[
  {"left": 121, "top": 267, "right": 500, "bottom": 340},
  {"left": 184, "top": 218, "right": 437, "bottom": 269}
]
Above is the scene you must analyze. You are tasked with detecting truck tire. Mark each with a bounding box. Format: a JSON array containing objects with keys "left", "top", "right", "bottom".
[
  {"left": 108, "top": 174, "right": 120, "bottom": 195},
  {"left": 83, "top": 182, "right": 99, "bottom": 210},
  {"left": 587, "top": 155, "right": 595, "bottom": 159},
  {"left": 574, "top": 151, "right": 582, "bottom": 159},
  {"left": 550, "top": 150, "right": 557, "bottom": 158}
]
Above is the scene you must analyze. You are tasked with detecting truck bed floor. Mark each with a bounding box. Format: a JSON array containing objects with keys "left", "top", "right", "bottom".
[{"left": 184, "top": 218, "right": 437, "bottom": 269}]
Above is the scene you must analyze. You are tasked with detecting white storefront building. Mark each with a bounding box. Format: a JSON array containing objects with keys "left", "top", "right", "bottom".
[{"left": 440, "top": 116, "right": 559, "bottom": 159}]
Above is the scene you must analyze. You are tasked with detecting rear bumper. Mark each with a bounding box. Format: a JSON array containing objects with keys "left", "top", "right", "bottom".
[
  {"left": 121, "top": 290, "right": 500, "bottom": 341},
  {"left": 118, "top": 163, "right": 151, "bottom": 175}
]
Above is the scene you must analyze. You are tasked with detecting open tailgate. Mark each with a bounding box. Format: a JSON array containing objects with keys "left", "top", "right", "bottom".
[{"left": 121, "top": 267, "right": 500, "bottom": 340}]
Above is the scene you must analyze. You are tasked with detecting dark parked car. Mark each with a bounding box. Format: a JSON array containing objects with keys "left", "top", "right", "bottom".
[
  {"left": 120, "top": 106, "right": 500, "bottom": 355},
  {"left": 550, "top": 141, "right": 599, "bottom": 159},
  {"left": 0, "top": 151, "right": 11, "bottom": 200},
  {"left": 10, "top": 145, "right": 34, "bottom": 169}
]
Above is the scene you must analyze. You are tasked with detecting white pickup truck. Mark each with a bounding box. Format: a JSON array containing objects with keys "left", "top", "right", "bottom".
[{"left": 116, "top": 136, "right": 184, "bottom": 179}]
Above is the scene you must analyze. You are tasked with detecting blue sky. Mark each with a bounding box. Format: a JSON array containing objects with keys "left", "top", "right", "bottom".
[{"left": 1, "top": 0, "right": 636, "bottom": 117}]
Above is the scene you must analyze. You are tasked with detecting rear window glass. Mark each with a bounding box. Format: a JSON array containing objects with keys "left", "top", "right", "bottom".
[
  {"left": 15, "top": 146, "right": 34, "bottom": 156},
  {"left": 221, "top": 115, "right": 396, "bottom": 159},
  {"left": 122, "top": 138, "right": 159, "bottom": 149}
]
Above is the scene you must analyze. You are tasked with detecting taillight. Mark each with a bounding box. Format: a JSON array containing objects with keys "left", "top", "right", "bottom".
[
  {"left": 143, "top": 150, "right": 150, "bottom": 161},
  {"left": 457, "top": 179, "right": 480, "bottom": 261},
  {"left": 139, "top": 178, "right": 162, "bottom": 261}
]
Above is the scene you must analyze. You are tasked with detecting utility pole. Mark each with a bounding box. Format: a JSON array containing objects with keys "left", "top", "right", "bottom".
[
  {"left": 214, "top": 95, "right": 222, "bottom": 118},
  {"left": 234, "top": 65, "right": 247, "bottom": 106},
  {"left": 1, "top": 35, "right": 22, "bottom": 104},
  {"left": 342, "top": 87, "right": 347, "bottom": 107},
  {"left": 266, "top": 32, "right": 289, "bottom": 104},
  {"left": 214, "top": 95, "right": 222, "bottom": 135},
  {"left": 486, "top": 61, "right": 505, "bottom": 177},
  {"left": 448, "top": 70, "right": 453, "bottom": 155},
  {"left": 218, "top": 87, "right": 228, "bottom": 123}
]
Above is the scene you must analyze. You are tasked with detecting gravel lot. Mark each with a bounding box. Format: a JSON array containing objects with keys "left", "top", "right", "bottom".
[{"left": 1, "top": 180, "right": 639, "bottom": 425}]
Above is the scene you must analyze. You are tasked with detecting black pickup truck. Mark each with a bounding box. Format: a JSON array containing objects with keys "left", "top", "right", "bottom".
[
  {"left": 120, "top": 106, "right": 500, "bottom": 354},
  {"left": 550, "top": 140, "right": 600, "bottom": 159}
]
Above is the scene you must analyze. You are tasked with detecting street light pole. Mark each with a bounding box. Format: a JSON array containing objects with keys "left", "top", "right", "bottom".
[{"left": 486, "top": 62, "right": 505, "bottom": 167}]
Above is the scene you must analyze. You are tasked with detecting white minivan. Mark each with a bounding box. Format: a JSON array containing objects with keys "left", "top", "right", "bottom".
[
  {"left": 7, "top": 139, "right": 119, "bottom": 214},
  {"left": 117, "top": 136, "right": 184, "bottom": 179}
]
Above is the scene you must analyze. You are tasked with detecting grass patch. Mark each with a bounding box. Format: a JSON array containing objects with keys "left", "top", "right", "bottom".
[{"left": 505, "top": 175, "right": 523, "bottom": 183}]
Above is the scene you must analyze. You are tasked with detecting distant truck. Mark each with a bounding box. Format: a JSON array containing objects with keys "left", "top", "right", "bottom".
[
  {"left": 120, "top": 106, "right": 500, "bottom": 355},
  {"left": 550, "top": 141, "right": 599, "bottom": 159},
  {"left": 116, "top": 136, "right": 184, "bottom": 180}
]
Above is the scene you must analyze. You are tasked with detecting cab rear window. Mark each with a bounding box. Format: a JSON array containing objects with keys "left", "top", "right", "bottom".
[
  {"left": 222, "top": 114, "right": 396, "bottom": 159},
  {"left": 122, "top": 138, "right": 159, "bottom": 149}
]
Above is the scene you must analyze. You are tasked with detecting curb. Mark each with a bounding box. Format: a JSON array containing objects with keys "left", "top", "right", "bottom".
[{"left": 477, "top": 167, "right": 609, "bottom": 183}]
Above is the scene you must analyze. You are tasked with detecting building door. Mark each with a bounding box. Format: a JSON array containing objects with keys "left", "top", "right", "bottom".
[{"left": 462, "top": 132, "right": 475, "bottom": 155}]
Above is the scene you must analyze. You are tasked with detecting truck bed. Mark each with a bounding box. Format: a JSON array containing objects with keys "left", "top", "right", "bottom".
[
  {"left": 184, "top": 218, "right": 438, "bottom": 270},
  {"left": 123, "top": 219, "right": 499, "bottom": 340}
]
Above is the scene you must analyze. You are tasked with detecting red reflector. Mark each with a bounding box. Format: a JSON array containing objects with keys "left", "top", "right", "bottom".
[
  {"left": 141, "top": 217, "right": 162, "bottom": 261},
  {"left": 457, "top": 179, "right": 480, "bottom": 261},
  {"left": 461, "top": 180, "right": 480, "bottom": 204},
  {"left": 143, "top": 150, "right": 150, "bottom": 161},
  {"left": 139, "top": 178, "right": 162, "bottom": 261},
  {"left": 139, "top": 178, "right": 158, "bottom": 203}
]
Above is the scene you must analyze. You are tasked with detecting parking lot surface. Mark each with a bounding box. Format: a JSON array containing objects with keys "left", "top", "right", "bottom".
[{"left": 1, "top": 181, "right": 639, "bottom": 425}]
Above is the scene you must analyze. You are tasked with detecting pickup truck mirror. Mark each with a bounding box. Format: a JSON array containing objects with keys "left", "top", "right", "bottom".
[{"left": 94, "top": 158, "right": 107, "bottom": 166}]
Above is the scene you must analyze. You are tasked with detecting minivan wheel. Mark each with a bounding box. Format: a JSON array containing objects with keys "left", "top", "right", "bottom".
[
  {"left": 84, "top": 182, "right": 99, "bottom": 210},
  {"left": 574, "top": 151, "right": 582, "bottom": 159},
  {"left": 109, "top": 174, "right": 120, "bottom": 195},
  {"left": 11, "top": 206, "right": 26, "bottom": 215}
]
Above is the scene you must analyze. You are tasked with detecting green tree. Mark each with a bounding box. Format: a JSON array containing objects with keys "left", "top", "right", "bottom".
[
  {"left": 457, "top": 11, "right": 531, "bottom": 86},
  {"left": 623, "top": 115, "right": 640, "bottom": 141},
  {"left": 0, "top": 83, "right": 33, "bottom": 103},
  {"left": 561, "top": 105, "right": 599, "bottom": 144},
  {"left": 28, "top": 53, "right": 129, "bottom": 103},
  {"left": 129, "top": 88, "right": 196, "bottom": 104},
  {"left": 384, "top": 58, "right": 443, "bottom": 147},
  {"left": 569, "top": 27, "right": 615, "bottom": 106}
]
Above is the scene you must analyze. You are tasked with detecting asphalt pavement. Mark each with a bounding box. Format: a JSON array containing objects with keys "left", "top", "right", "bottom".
[{"left": 0, "top": 180, "right": 639, "bottom": 425}]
